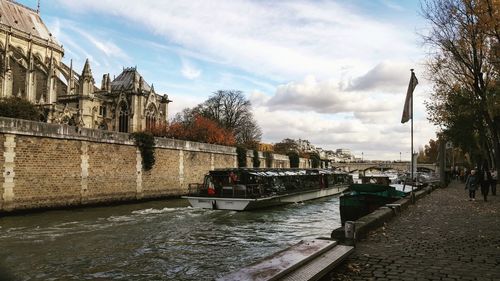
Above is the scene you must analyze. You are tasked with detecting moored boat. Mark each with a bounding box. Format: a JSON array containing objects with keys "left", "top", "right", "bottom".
[
  {"left": 182, "top": 168, "right": 352, "bottom": 211},
  {"left": 339, "top": 175, "right": 407, "bottom": 225}
]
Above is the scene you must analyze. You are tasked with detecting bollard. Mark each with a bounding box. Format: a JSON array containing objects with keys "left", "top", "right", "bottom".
[
  {"left": 345, "top": 221, "right": 356, "bottom": 245},
  {"left": 386, "top": 204, "right": 401, "bottom": 215}
]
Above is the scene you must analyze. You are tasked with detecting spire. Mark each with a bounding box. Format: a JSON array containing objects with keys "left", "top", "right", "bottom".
[
  {"left": 79, "top": 59, "right": 95, "bottom": 96},
  {"left": 37, "top": 0, "right": 40, "bottom": 14},
  {"left": 81, "top": 58, "right": 93, "bottom": 78}
]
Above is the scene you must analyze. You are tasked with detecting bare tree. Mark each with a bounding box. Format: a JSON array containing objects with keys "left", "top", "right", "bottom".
[{"left": 177, "top": 90, "right": 262, "bottom": 148}]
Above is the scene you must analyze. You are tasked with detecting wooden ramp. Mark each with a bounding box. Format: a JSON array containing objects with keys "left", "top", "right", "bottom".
[{"left": 217, "top": 239, "right": 353, "bottom": 281}]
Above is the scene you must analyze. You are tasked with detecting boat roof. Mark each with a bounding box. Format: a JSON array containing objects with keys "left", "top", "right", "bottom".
[
  {"left": 361, "top": 175, "right": 390, "bottom": 178},
  {"left": 210, "top": 168, "right": 348, "bottom": 177}
]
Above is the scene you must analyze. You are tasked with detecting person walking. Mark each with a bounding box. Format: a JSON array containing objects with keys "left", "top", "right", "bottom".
[
  {"left": 491, "top": 168, "right": 497, "bottom": 196},
  {"left": 465, "top": 170, "right": 479, "bottom": 201},
  {"left": 479, "top": 164, "right": 491, "bottom": 202}
]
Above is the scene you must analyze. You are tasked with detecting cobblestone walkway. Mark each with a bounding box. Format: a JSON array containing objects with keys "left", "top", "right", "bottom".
[{"left": 322, "top": 181, "right": 500, "bottom": 281}]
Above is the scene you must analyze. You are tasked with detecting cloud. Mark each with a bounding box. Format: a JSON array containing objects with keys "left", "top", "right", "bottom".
[
  {"left": 265, "top": 75, "right": 395, "bottom": 114},
  {"left": 54, "top": 0, "right": 421, "bottom": 81},
  {"left": 65, "top": 24, "right": 129, "bottom": 60},
  {"left": 381, "top": 0, "right": 405, "bottom": 11},
  {"left": 48, "top": 0, "right": 436, "bottom": 160},
  {"left": 346, "top": 62, "right": 411, "bottom": 92},
  {"left": 180, "top": 59, "right": 202, "bottom": 80},
  {"left": 253, "top": 106, "right": 434, "bottom": 159}
]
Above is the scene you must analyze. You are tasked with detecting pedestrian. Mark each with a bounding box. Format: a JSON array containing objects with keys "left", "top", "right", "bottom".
[
  {"left": 479, "top": 163, "right": 491, "bottom": 202},
  {"left": 465, "top": 170, "right": 479, "bottom": 201},
  {"left": 491, "top": 169, "right": 497, "bottom": 196}
]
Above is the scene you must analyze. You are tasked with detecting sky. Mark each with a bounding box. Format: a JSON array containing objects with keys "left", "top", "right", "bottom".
[{"left": 19, "top": 0, "right": 438, "bottom": 161}]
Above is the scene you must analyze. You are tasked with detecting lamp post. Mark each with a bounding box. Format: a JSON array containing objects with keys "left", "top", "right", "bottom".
[
  {"left": 400, "top": 152, "right": 402, "bottom": 162},
  {"left": 362, "top": 152, "right": 364, "bottom": 162}
]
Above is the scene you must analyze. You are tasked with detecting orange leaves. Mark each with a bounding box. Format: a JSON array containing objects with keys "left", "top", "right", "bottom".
[{"left": 160, "top": 114, "right": 236, "bottom": 146}]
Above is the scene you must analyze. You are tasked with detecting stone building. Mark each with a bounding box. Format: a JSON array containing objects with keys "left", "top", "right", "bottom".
[{"left": 0, "top": 0, "right": 171, "bottom": 132}]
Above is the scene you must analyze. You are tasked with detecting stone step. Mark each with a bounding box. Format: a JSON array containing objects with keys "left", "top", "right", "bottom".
[
  {"left": 217, "top": 239, "right": 338, "bottom": 281},
  {"left": 280, "top": 245, "right": 354, "bottom": 281}
]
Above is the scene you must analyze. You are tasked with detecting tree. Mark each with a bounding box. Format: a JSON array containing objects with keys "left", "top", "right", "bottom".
[
  {"left": 422, "top": 0, "right": 500, "bottom": 172},
  {"left": 417, "top": 139, "right": 440, "bottom": 163},
  {"left": 274, "top": 138, "right": 299, "bottom": 155},
  {"left": 0, "top": 97, "right": 41, "bottom": 121},
  {"left": 196, "top": 90, "right": 262, "bottom": 147}
]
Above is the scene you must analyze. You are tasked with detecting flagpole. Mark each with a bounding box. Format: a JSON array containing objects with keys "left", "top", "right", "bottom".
[{"left": 410, "top": 69, "right": 414, "bottom": 193}]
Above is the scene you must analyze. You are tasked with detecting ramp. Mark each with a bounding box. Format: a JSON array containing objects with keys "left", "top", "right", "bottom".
[{"left": 217, "top": 239, "right": 353, "bottom": 281}]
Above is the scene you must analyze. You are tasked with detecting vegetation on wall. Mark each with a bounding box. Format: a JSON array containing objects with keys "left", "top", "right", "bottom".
[
  {"left": 236, "top": 146, "right": 247, "bottom": 168},
  {"left": 252, "top": 150, "right": 261, "bottom": 168},
  {"left": 288, "top": 152, "right": 300, "bottom": 168},
  {"left": 310, "top": 153, "right": 321, "bottom": 168},
  {"left": 264, "top": 151, "right": 273, "bottom": 168},
  {"left": 131, "top": 132, "right": 156, "bottom": 171},
  {"left": 0, "top": 97, "right": 41, "bottom": 121}
]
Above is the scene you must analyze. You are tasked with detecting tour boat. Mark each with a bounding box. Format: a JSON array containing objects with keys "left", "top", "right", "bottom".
[
  {"left": 183, "top": 168, "right": 352, "bottom": 211},
  {"left": 339, "top": 175, "right": 408, "bottom": 225}
]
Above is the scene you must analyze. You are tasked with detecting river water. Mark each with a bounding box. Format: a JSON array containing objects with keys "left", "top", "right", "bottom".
[{"left": 0, "top": 197, "right": 341, "bottom": 281}]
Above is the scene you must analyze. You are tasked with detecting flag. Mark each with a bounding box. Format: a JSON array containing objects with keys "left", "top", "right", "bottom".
[{"left": 401, "top": 71, "right": 418, "bottom": 123}]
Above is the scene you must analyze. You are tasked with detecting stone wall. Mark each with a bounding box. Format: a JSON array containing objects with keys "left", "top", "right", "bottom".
[{"left": 0, "top": 117, "right": 236, "bottom": 212}]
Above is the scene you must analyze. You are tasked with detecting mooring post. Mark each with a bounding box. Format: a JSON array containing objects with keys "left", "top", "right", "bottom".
[{"left": 345, "top": 221, "right": 356, "bottom": 246}]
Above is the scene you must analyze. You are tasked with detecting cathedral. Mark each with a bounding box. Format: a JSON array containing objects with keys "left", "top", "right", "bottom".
[{"left": 0, "top": 0, "right": 171, "bottom": 133}]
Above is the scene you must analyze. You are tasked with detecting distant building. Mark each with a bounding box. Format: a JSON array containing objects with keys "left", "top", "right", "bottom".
[
  {"left": 0, "top": 0, "right": 171, "bottom": 132},
  {"left": 336, "top": 148, "right": 352, "bottom": 156},
  {"left": 297, "top": 139, "right": 315, "bottom": 152}
]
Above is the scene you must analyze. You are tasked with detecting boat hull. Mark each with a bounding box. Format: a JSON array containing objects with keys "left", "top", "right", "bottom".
[
  {"left": 339, "top": 194, "right": 400, "bottom": 225},
  {"left": 184, "top": 185, "right": 348, "bottom": 211}
]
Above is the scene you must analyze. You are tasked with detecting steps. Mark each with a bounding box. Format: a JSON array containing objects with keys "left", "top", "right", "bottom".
[{"left": 217, "top": 239, "right": 353, "bottom": 281}]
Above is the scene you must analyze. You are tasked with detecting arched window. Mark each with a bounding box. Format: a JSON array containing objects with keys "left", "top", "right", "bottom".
[
  {"left": 118, "top": 102, "right": 129, "bottom": 133},
  {"left": 145, "top": 104, "right": 157, "bottom": 131}
]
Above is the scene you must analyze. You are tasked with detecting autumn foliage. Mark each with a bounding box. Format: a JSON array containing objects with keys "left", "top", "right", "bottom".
[{"left": 147, "top": 114, "right": 236, "bottom": 146}]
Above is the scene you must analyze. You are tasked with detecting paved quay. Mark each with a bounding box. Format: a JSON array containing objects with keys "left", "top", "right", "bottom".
[{"left": 322, "top": 181, "right": 500, "bottom": 281}]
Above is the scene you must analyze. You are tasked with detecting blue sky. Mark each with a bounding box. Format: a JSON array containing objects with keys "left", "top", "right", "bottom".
[{"left": 19, "top": 0, "right": 436, "bottom": 160}]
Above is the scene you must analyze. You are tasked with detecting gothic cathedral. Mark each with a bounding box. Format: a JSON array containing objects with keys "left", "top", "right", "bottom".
[{"left": 0, "top": 0, "right": 171, "bottom": 133}]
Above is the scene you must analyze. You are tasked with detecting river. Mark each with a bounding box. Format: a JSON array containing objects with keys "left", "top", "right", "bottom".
[{"left": 0, "top": 197, "right": 341, "bottom": 281}]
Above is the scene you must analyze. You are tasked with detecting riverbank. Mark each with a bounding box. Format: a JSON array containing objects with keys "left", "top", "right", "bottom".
[{"left": 322, "top": 180, "right": 500, "bottom": 280}]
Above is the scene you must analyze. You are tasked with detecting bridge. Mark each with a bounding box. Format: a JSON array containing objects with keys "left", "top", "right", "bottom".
[{"left": 330, "top": 162, "right": 437, "bottom": 173}]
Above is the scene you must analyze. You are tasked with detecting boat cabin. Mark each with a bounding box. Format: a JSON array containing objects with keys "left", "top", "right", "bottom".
[
  {"left": 187, "top": 168, "right": 352, "bottom": 199},
  {"left": 360, "top": 175, "right": 391, "bottom": 186}
]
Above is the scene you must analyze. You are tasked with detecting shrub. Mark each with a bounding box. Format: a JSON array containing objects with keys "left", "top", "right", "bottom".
[
  {"left": 252, "top": 150, "right": 261, "bottom": 168},
  {"left": 310, "top": 153, "right": 321, "bottom": 168},
  {"left": 264, "top": 151, "right": 273, "bottom": 168},
  {"left": 0, "top": 97, "right": 41, "bottom": 121},
  {"left": 236, "top": 146, "right": 247, "bottom": 167},
  {"left": 288, "top": 152, "right": 300, "bottom": 168}
]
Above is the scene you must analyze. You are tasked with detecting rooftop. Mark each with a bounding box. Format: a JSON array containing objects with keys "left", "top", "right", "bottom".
[{"left": 0, "top": 0, "right": 58, "bottom": 44}]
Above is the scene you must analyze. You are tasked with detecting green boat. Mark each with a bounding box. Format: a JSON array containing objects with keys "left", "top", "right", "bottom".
[{"left": 339, "top": 176, "right": 407, "bottom": 225}]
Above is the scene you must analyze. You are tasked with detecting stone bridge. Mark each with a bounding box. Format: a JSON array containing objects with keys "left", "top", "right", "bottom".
[{"left": 330, "top": 162, "right": 437, "bottom": 173}]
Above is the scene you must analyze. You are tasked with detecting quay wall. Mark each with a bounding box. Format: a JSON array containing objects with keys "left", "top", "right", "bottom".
[
  {"left": 0, "top": 117, "right": 238, "bottom": 212},
  {"left": 0, "top": 117, "right": 307, "bottom": 212}
]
